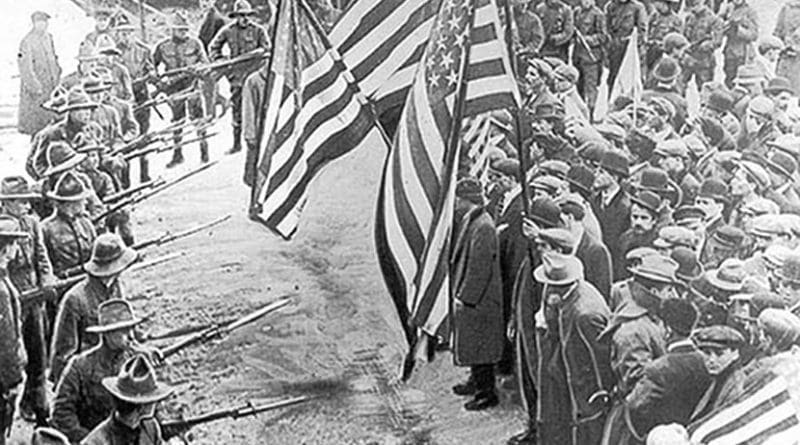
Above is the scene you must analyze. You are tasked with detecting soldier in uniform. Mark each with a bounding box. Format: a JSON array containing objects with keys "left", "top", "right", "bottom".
[
  {"left": 208, "top": 0, "right": 270, "bottom": 155},
  {"left": 0, "top": 216, "right": 29, "bottom": 445},
  {"left": 51, "top": 299, "right": 154, "bottom": 443},
  {"left": 682, "top": 0, "right": 724, "bottom": 90},
  {"left": 572, "top": 0, "right": 606, "bottom": 113},
  {"left": 535, "top": 0, "right": 574, "bottom": 63},
  {"left": 82, "top": 8, "right": 113, "bottom": 48},
  {"left": 82, "top": 76, "right": 123, "bottom": 146},
  {"left": 720, "top": 0, "right": 759, "bottom": 89},
  {"left": 82, "top": 354, "right": 173, "bottom": 445},
  {"left": 112, "top": 12, "right": 154, "bottom": 183},
  {"left": 153, "top": 12, "right": 211, "bottom": 168},
  {"left": 511, "top": 0, "right": 544, "bottom": 72},
  {"left": 605, "top": 0, "right": 648, "bottom": 88},
  {"left": 646, "top": 0, "right": 682, "bottom": 72},
  {"left": 50, "top": 233, "right": 137, "bottom": 384},
  {"left": 60, "top": 41, "right": 100, "bottom": 92},
  {"left": 94, "top": 34, "right": 133, "bottom": 102},
  {"left": 0, "top": 177, "right": 55, "bottom": 425},
  {"left": 242, "top": 65, "right": 268, "bottom": 186}
]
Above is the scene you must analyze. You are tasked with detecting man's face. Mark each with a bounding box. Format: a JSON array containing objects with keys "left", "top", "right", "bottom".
[
  {"left": 695, "top": 196, "right": 723, "bottom": 221},
  {"left": 116, "top": 30, "right": 133, "bottom": 46},
  {"left": 744, "top": 109, "right": 768, "bottom": 134},
  {"left": 236, "top": 15, "right": 250, "bottom": 26},
  {"left": 775, "top": 92, "right": 795, "bottom": 111},
  {"left": 57, "top": 201, "right": 83, "bottom": 219},
  {"left": 593, "top": 168, "right": 615, "bottom": 191},
  {"left": 104, "top": 328, "right": 133, "bottom": 351},
  {"left": 172, "top": 28, "right": 189, "bottom": 40},
  {"left": 700, "top": 347, "right": 739, "bottom": 375},
  {"left": 79, "top": 60, "right": 97, "bottom": 74},
  {"left": 96, "top": 16, "right": 111, "bottom": 31},
  {"left": 3, "top": 199, "right": 30, "bottom": 217},
  {"left": 33, "top": 19, "right": 48, "bottom": 32},
  {"left": 71, "top": 108, "right": 93, "bottom": 125},
  {"left": 777, "top": 279, "right": 800, "bottom": 307},
  {"left": 630, "top": 204, "right": 656, "bottom": 234}
]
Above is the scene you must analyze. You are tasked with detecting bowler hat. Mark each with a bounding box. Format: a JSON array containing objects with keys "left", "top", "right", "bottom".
[
  {"left": 83, "top": 233, "right": 139, "bottom": 278},
  {"left": 455, "top": 177, "right": 484, "bottom": 205},
  {"left": 705, "top": 90, "right": 734, "bottom": 114},
  {"left": 671, "top": 246, "right": 704, "bottom": 282},
  {"left": 102, "top": 355, "right": 173, "bottom": 404},
  {"left": 711, "top": 225, "right": 745, "bottom": 250},
  {"left": 45, "top": 172, "right": 88, "bottom": 202},
  {"left": 654, "top": 139, "right": 689, "bottom": 159},
  {"left": 529, "top": 197, "right": 562, "bottom": 228},
  {"left": 653, "top": 57, "right": 679, "bottom": 83},
  {"left": 0, "top": 176, "right": 39, "bottom": 200},
  {"left": 765, "top": 76, "right": 795, "bottom": 96},
  {"left": 629, "top": 254, "right": 678, "bottom": 284},
  {"left": 629, "top": 190, "right": 661, "bottom": 215},
  {"left": 229, "top": 0, "right": 257, "bottom": 17},
  {"left": 763, "top": 245, "right": 793, "bottom": 270},
  {"left": 766, "top": 151, "right": 797, "bottom": 179},
  {"left": 0, "top": 215, "right": 29, "bottom": 239},
  {"left": 751, "top": 292, "right": 787, "bottom": 313},
  {"left": 693, "top": 325, "right": 746, "bottom": 350},
  {"left": 42, "top": 142, "right": 87, "bottom": 178},
  {"left": 566, "top": 165, "right": 595, "bottom": 195},
  {"left": 61, "top": 89, "right": 98, "bottom": 113},
  {"left": 697, "top": 179, "right": 729, "bottom": 204},
  {"left": 737, "top": 160, "right": 771, "bottom": 190},
  {"left": 660, "top": 298, "right": 698, "bottom": 336},
  {"left": 706, "top": 259, "right": 746, "bottom": 292},
  {"left": 86, "top": 299, "right": 143, "bottom": 334},
  {"left": 533, "top": 252, "right": 583, "bottom": 286},
  {"left": 600, "top": 150, "right": 630, "bottom": 178}
]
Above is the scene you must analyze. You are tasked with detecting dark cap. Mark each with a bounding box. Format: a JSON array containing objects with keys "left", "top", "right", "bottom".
[
  {"left": 600, "top": 150, "right": 630, "bottom": 178},
  {"left": 660, "top": 298, "right": 698, "bottom": 336},
  {"left": 455, "top": 177, "right": 484, "bottom": 205},
  {"left": 630, "top": 190, "right": 661, "bottom": 215},
  {"left": 529, "top": 197, "right": 563, "bottom": 229},
  {"left": 698, "top": 179, "right": 730, "bottom": 204},
  {"left": 673, "top": 205, "right": 706, "bottom": 225},
  {"left": 705, "top": 90, "right": 734, "bottom": 113},
  {"left": 566, "top": 165, "right": 595, "bottom": 195},
  {"left": 693, "top": 325, "right": 746, "bottom": 350},
  {"left": 671, "top": 246, "right": 704, "bottom": 282},
  {"left": 712, "top": 225, "right": 745, "bottom": 250}
]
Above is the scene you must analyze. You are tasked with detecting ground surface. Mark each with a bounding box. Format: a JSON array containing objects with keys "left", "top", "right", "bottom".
[{"left": 0, "top": 0, "right": 787, "bottom": 443}]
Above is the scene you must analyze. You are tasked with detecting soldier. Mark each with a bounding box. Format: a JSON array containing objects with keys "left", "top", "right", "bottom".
[
  {"left": 81, "top": 355, "right": 173, "bottom": 445},
  {"left": 572, "top": 0, "right": 606, "bottom": 113},
  {"left": 51, "top": 299, "right": 154, "bottom": 443},
  {"left": 18, "top": 10, "right": 62, "bottom": 136},
  {"left": 153, "top": 12, "right": 211, "bottom": 168},
  {"left": 605, "top": 0, "right": 647, "bottom": 88},
  {"left": 0, "top": 177, "right": 55, "bottom": 425},
  {"left": 682, "top": 0, "right": 723, "bottom": 90},
  {"left": 646, "top": 0, "right": 682, "bottom": 72},
  {"left": 82, "top": 8, "right": 113, "bottom": 47},
  {"left": 50, "top": 233, "right": 137, "bottom": 384},
  {"left": 720, "top": 0, "right": 759, "bottom": 89},
  {"left": 0, "top": 216, "right": 30, "bottom": 445},
  {"left": 60, "top": 41, "right": 100, "bottom": 92},
  {"left": 511, "top": 1, "right": 544, "bottom": 72},
  {"left": 242, "top": 65, "right": 267, "bottom": 186},
  {"left": 94, "top": 34, "right": 134, "bottom": 102},
  {"left": 535, "top": 0, "right": 574, "bottom": 63},
  {"left": 209, "top": 0, "right": 270, "bottom": 155},
  {"left": 82, "top": 76, "right": 123, "bottom": 146},
  {"left": 774, "top": 0, "right": 800, "bottom": 46},
  {"left": 112, "top": 12, "right": 153, "bottom": 183}
]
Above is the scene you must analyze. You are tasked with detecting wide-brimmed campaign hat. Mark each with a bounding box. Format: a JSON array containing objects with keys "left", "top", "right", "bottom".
[
  {"left": 86, "top": 299, "right": 143, "bottom": 333},
  {"left": 82, "top": 75, "right": 111, "bottom": 94},
  {"left": 102, "top": 355, "right": 173, "bottom": 404},
  {"left": 0, "top": 215, "right": 29, "bottom": 239},
  {"left": 111, "top": 11, "right": 136, "bottom": 31},
  {"left": 0, "top": 176, "right": 39, "bottom": 200},
  {"left": 61, "top": 88, "right": 98, "bottom": 112},
  {"left": 229, "top": 0, "right": 257, "bottom": 17},
  {"left": 45, "top": 171, "right": 88, "bottom": 202},
  {"left": 42, "top": 141, "right": 87, "bottom": 178},
  {"left": 83, "top": 233, "right": 139, "bottom": 277},
  {"left": 95, "top": 34, "right": 121, "bottom": 56},
  {"left": 533, "top": 253, "right": 583, "bottom": 286}
]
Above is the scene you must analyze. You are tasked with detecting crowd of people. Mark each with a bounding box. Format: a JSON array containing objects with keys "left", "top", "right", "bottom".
[{"left": 446, "top": 0, "right": 800, "bottom": 444}]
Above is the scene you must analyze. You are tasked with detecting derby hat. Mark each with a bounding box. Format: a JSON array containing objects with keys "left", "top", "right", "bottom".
[
  {"left": 697, "top": 178, "right": 730, "bottom": 204},
  {"left": 748, "top": 214, "right": 789, "bottom": 238},
  {"left": 653, "top": 57, "right": 680, "bottom": 83},
  {"left": 0, "top": 176, "right": 39, "bottom": 200},
  {"left": 765, "top": 76, "right": 795, "bottom": 96},
  {"left": 629, "top": 254, "right": 678, "bottom": 284},
  {"left": 61, "top": 88, "right": 98, "bottom": 112},
  {"left": 229, "top": 0, "right": 257, "bottom": 17},
  {"left": 654, "top": 226, "right": 697, "bottom": 250},
  {"left": 706, "top": 258, "right": 746, "bottom": 292},
  {"left": 0, "top": 215, "right": 29, "bottom": 239},
  {"left": 46, "top": 171, "right": 88, "bottom": 202},
  {"left": 577, "top": 140, "right": 608, "bottom": 165},
  {"left": 633, "top": 167, "right": 681, "bottom": 207},
  {"left": 693, "top": 325, "right": 746, "bottom": 350},
  {"left": 654, "top": 139, "right": 689, "bottom": 159},
  {"left": 629, "top": 190, "right": 661, "bottom": 215},
  {"left": 766, "top": 151, "right": 797, "bottom": 179},
  {"left": 777, "top": 254, "right": 800, "bottom": 285},
  {"left": 83, "top": 233, "right": 138, "bottom": 277},
  {"left": 86, "top": 299, "right": 142, "bottom": 333},
  {"left": 671, "top": 246, "right": 704, "bottom": 282},
  {"left": 566, "top": 165, "right": 595, "bottom": 195},
  {"left": 600, "top": 149, "right": 630, "bottom": 178},
  {"left": 533, "top": 252, "right": 583, "bottom": 286},
  {"left": 102, "top": 354, "right": 173, "bottom": 404},
  {"left": 736, "top": 160, "right": 771, "bottom": 190},
  {"left": 42, "top": 141, "right": 86, "bottom": 178},
  {"left": 763, "top": 245, "right": 793, "bottom": 270},
  {"left": 528, "top": 197, "right": 563, "bottom": 228},
  {"left": 663, "top": 32, "right": 689, "bottom": 53}
]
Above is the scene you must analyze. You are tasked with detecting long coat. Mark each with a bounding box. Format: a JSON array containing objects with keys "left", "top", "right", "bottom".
[
  {"left": 576, "top": 231, "right": 613, "bottom": 301},
  {"left": 452, "top": 206, "right": 503, "bottom": 366},
  {"left": 536, "top": 280, "right": 613, "bottom": 445},
  {"left": 17, "top": 29, "right": 61, "bottom": 135},
  {"left": 0, "top": 273, "right": 25, "bottom": 391}
]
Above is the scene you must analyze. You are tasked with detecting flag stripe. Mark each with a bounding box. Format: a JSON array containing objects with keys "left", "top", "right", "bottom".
[{"left": 702, "top": 391, "right": 791, "bottom": 442}]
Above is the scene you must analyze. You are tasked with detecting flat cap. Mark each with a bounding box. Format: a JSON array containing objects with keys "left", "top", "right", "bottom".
[
  {"left": 671, "top": 246, "right": 704, "bottom": 282},
  {"left": 737, "top": 160, "right": 771, "bottom": 190},
  {"left": 758, "top": 309, "right": 800, "bottom": 350},
  {"left": 654, "top": 139, "right": 689, "bottom": 158},
  {"left": 530, "top": 174, "right": 564, "bottom": 195},
  {"left": 698, "top": 179, "right": 730, "bottom": 204},
  {"left": 630, "top": 254, "right": 679, "bottom": 284},
  {"left": 673, "top": 205, "right": 706, "bottom": 225},
  {"left": 739, "top": 197, "right": 780, "bottom": 217},
  {"left": 693, "top": 325, "right": 746, "bottom": 350},
  {"left": 747, "top": 96, "right": 776, "bottom": 120},
  {"left": 712, "top": 225, "right": 745, "bottom": 250},
  {"left": 654, "top": 226, "right": 697, "bottom": 250},
  {"left": 490, "top": 158, "right": 520, "bottom": 178},
  {"left": 630, "top": 190, "right": 662, "bottom": 215},
  {"left": 749, "top": 214, "right": 789, "bottom": 238}
]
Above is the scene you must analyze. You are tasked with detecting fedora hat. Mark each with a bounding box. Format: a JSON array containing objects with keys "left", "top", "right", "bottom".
[
  {"left": 46, "top": 172, "right": 88, "bottom": 202},
  {"left": 62, "top": 88, "right": 98, "bottom": 112},
  {"left": 42, "top": 141, "right": 87, "bottom": 178},
  {"left": 671, "top": 246, "right": 704, "bottom": 282},
  {"left": 229, "top": 0, "right": 257, "bottom": 17},
  {"left": 0, "top": 176, "right": 39, "bottom": 200},
  {"left": 86, "top": 299, "right": 142, "bottom": 333},
  {"left": 566, "top": 165, "right": 595, "bottom": 195},
  {"left": 697, "top": 178, "right": 730, "bottom": 205},
  {"left": 0, "top": 215, "right": 29, "bottom": 239},
  {"left": 706, "top": 258, "right": 746, "bottom": 292},
  {"left": 629, "top": 253, "right": 678, "bottom": 284},
  {"left": 600, "top": 149, "right": 630, "bottom": 178},
  {"left": 102, "top": 355, "right": 173, "bottom": 404},
  {"left": 84, "top": 233, "right": 139, "bottom": 277},
  {"left": 629, "top": 190, "right": 661, "bottom": 215},
  {"left": 632, "top": 167, "right": 681, "bottom": 207},
  {"left": 528, "top": 197, "right": 562, "bottom": 229},
  {"left": 533, "top": 253, "right": 583, "bottom": 286}
]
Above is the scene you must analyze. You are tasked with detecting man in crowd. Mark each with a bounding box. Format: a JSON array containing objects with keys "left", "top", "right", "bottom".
[{"left": 17, "top": 11, "right": 61, "bottom": 136}]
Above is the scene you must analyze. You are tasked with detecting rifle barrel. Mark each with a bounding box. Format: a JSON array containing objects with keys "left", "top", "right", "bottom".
[
  {"left": 104, "top": 178, "right": 163, "bottom": 204},
  {"left": 160, "top": 396, "right": 311, "bottom": 433},
  {"left": 132, "top": 214, "right": 231, "bottom": 250}
]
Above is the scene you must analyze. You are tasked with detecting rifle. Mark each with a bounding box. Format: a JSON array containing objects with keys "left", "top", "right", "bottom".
[
  {"left": 574, "top": 30, "right": 598, "bottom": 63},
  {"left": 133, "top": 87, "right": 199, "bottom": 112},
  {"left": 93, "top": 161, "right": 219, "bottom": 223},
  {"left": 159, "top": 297, "right": 292, "bottom": 359},
  {"left": 133, "top": 214, "right": 231, "bottom": 250},
  {"left": 103, "top": 178, "right": 166, "bottom": 204},
  {"left": 161, "top": 395, "right": 311, "bottom": 440},
  {"left": 141, "top": 314, "right": 237, "bottom": 341},
  {"left": 123, "top": 132, "right": 218, "bottom": 162}
]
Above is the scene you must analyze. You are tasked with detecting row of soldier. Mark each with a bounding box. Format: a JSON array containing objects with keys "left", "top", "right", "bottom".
[
  {"left": 444, "top": 6, "right": 800, "bottom": 443},
  {"left": 6, "top": 1, "right": 281, "bottom": 444}
]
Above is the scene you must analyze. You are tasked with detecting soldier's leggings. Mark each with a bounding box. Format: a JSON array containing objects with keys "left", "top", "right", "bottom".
[
  {"left": 20, "top": 302, "right": 47, "bottom": 423},
  {"left": 577, "top": 61, "right": 602, "bottom": 113},
  {"left": 132, "top": 84, "right": 151, "bottom": 183},
  {"left": 231, "top": 86, "right": 243, "bottom": 129}
]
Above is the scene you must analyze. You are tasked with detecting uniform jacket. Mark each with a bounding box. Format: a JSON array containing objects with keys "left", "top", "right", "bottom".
[
  {"left": 535, "top": 280, "right": 613, "bottom": 445},
  {"left": 535, "top": 0, "right": 575, "bottom": 57},
  {"left": 576, "top": 230, "right": 612, "bottom": 300},
  {"left": 0, "top": 272, "right": 25, "bottom": 390},
  {"left": 242, "top": 66, "right": 268, "bottom": 145},
  {"left": 42, "top": 211, "right": 97, "bottom": 278},
  {"left": 605, "top": 0, "right": 647, "bottom": 48},
  {"left": 27, "top": 117, "right": 85, "bottom": 179},
  {"left": 91, "top": 103, "right": 123, "bottom": 146},
  {"left": 774, "top": 0, "right": 800, "bottom": 43},
  {"left": 720, "top": 2, "right": 758, "bottom": 61},
  {"left": 5, "top": 212, "right": 54, "bottom": 292},
  {"left": 573, "top": 5, "right": 607, "bottom": 63},
  {"left": 684, "top": 6, "right": 724, "bottom": 68},
  {"left": 80, "top": 167, "right": 117, "bottom": 201},
  {"left": 104, "top": 97, "right": 139, "bottom": 141},
  {"left": 117, "top": 40, "right": 153, "bottom": 80},
  {"left": 50, "top": 276, "right": 122, "bottom": 383},
  {"left": 17, "top": 28, "right": 61, "bottom": 135},
  {"left": 208, "top": 21, "right": 270, "bottom": 87},
  {"left": 81, "top": 415, "right": 163, "bottom": 445},
  {"left": 451, "top": 206, "right": 503, "bottom": 366},
  {"left": 52, "top": 344, "right": 138, "bottom": 443},
  {"left": 153, "top": 36, "right": 209, "bottom": 73},
  {"left": 648, "top": 11, "right": 682, "bottom": 47}
]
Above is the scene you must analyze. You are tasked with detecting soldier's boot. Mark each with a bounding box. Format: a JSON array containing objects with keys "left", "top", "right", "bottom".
[
  {"left": 507, "top": 420, "right": 538, "bottom": 445},
  {"left": 200, "top": 140, "right": 210, "bottom": 164},
  {"left": 139, "top": 156, "right": 151, "bottom": 183},
  {"left": 166, "top": 147, "right": 185, "bottom": 169},
  {"left": 227, "top": 126, "right": 242, "bottom": 154}
]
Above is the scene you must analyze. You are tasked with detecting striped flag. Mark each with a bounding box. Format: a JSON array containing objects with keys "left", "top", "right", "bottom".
[
  {"left": 249, "top": 0, "right": 376, "bottom": 238},
  {"left": 688, "top": 375, "right": 800, "bottom": 445},
  {"left": 330, "top": 0, "right": 518, "bottom": 117},
  {"left": 374, "top": 0, "right": 519, "bottom": 379}
]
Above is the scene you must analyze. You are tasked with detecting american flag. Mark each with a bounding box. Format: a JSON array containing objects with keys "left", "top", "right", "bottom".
[
  {"left": 249, "top": 0, "right": 375, "bottom": 238},
  {"left": 688, "top": 375, "right": 800, "bottom": 445},
  {"left": 330, "top": 0, "right": 519, "bottom": 117},
  {"left": 373, "top": 0, "right": 519, "bottom": 379}
]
